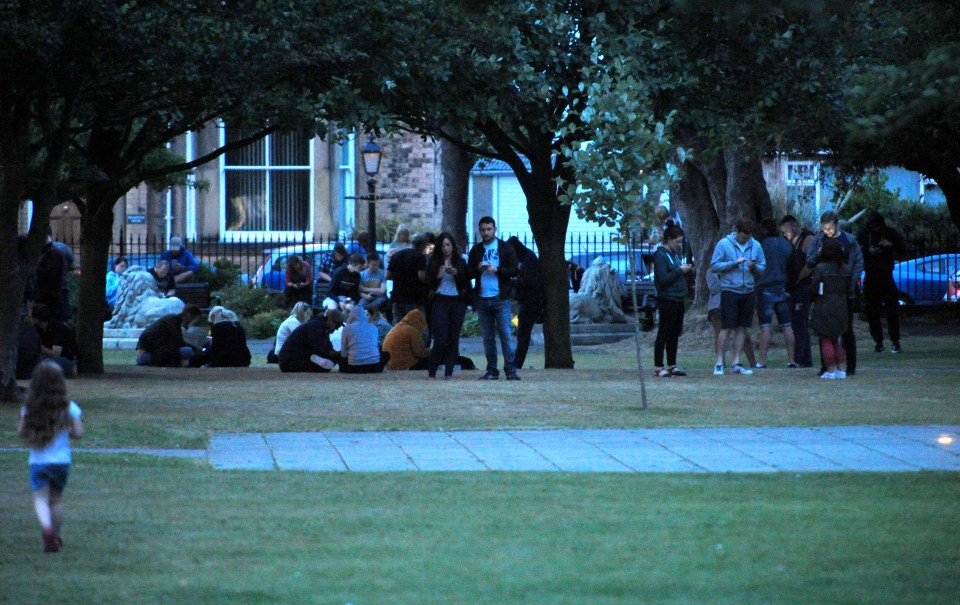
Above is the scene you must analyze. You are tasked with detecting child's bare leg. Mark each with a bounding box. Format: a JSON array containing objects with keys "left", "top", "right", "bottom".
[
  {"left": 49, "top": 489, "right": 64, "bottom": 535},
  {"left": 32, "top": 488, "right": 53, "bottom": 530}
]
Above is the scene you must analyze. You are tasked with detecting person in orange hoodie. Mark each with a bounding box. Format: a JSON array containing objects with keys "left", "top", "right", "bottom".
[{"left": 382, "top": 308, "right": 430, "bottom": 371}]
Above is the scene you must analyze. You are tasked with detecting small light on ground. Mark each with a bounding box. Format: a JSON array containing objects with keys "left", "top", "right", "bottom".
[{"left": 937, "top": 434, "right": 954, "bottom": 445}]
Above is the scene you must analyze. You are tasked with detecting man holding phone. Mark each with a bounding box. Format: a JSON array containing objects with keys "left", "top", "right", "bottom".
[{"left": 467, "top": 217, "right": 520, "bottom": 380}]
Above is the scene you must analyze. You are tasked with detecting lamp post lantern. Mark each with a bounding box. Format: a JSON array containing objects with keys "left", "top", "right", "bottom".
[{"left": 361, "top": 135, "right": 382, "bottom": 249}]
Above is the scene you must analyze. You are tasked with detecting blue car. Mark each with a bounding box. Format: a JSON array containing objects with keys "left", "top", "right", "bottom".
[{"left": 887, "top": 254, "right": 960, "bottom": 305}]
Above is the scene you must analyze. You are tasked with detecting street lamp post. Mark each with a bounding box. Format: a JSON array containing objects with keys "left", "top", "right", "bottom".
[{"left": 361, "top": 135, "right": 382, "bottom": 249}]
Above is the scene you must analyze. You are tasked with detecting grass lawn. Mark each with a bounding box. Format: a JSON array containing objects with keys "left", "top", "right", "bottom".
[
  {"left": 1, "top": 454, "right": 958, "bottom": 605},
  {"left": 1, "top": 323, "right": 957, "bottom": 450}
]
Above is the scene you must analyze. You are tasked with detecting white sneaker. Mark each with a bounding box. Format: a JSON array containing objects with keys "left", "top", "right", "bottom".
[
  {"left": 310, "top": 354, "right": 335, "bottom": 370},
  {"left": 713, "top": 364, "right": 725, "bottom": 376},
  {"left": 820, "top": 371, "right": 837, "bottom": 380},
  {"left": 731, "top": 363, "right": 753, "bottom": 375},
  {"left": 834, "top": 370, "right": 847, "bottom": 379}
]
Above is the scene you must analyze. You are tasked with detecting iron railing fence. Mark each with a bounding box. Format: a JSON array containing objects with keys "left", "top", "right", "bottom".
[{"left": 59, "top": 231, "right": 960, "bottom": 304}]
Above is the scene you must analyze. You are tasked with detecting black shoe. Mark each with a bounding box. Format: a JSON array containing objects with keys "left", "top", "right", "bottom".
[
  {"left": 506, "top": 372, "right": 521, "bottom": 381},
  {"left": 479, "top": 371, "right": 499, "bottom": 380},
  {"left": 846, "top": 369, "right": 856, "bottom": 376},
  {"left": 874, "top": 344, "right": 884, "bottom": 353}
]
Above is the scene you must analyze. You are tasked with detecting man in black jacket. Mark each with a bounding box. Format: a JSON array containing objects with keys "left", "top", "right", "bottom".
[
  {"left": 468, "top": 217, "right": 520, "bottom": 380},
  {"left": 278, "top": 309, "right": 344, "bottom": 373},
  {"left": 507, "top": 236, "right": 544, "bottom": 370},
  {"left": 136, "top": 305, "right": 202, "bottom": 367},
  {"left": 858, "top": 211, "right": 907, "bottom": 353}
]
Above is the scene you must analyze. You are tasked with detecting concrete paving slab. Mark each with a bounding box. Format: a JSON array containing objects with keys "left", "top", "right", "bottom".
[
  {"left": 453, "top": 431, "right": 559, "bottom": 471},
  {"left": 209, "top": 433, "right": 274, "bottom": 470},
  {"left": 325, "top": 432, "right": 417, "bottom": 471},
  {"left": 509, "top": 430, "right": 634, "bottom": 472},
  {"left": 388, "top": 432, "right": 487, "bottom": 471},
  {"left": 266, "top": 433, "right": 346, "bottom": 471}
]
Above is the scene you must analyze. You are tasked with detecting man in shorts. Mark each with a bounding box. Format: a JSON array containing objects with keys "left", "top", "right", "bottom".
[
  {"left": 709, "top": 218, "right": 766, "bottom": 375},
  {"left": 755, "top": 218, "right": 796, "bottom": 368}
]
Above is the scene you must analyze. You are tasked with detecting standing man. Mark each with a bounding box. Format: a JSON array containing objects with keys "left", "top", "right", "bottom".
[
  {"left": 710, "top": 218, "right": 766, "bottom": 376},
  {"left": 468, "top": 217, "right": 520, "bottom": 380},
  {"left": 779, "top": 215, "right": 815, "bottom": 367},
  {"left": 33, "top": 231, "right": 67, "bottom": 323},
  {"left": 160, "top": 236, "right": 199, "bottom": 284},
  {"left": 802, "top": 211, "right": 864, "bottom": 375},
  {"left": 858, "top": 211, "right": 907, "bottom": 353},
  {"left": 756, "top": 218, "right": 797, "bottom": 368},
  {"left": 506, "top": 236, "right": 544, "bottom": 370},
  {"left": 387, "top": 232, "right": 434, "bottom": 323}
]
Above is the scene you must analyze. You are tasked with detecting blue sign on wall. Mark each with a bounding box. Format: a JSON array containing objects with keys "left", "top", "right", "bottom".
[{"left": 127, "top": 214, "right": 146, "bottom": 224}]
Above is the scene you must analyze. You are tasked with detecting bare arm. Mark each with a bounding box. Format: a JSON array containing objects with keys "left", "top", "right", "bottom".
[{"left": 70, "top": 415, "right": 84, "bottom": 439}]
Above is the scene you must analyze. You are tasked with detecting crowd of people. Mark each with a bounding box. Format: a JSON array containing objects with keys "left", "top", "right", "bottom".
[
  {"left": 657, "top": 210, "right": 905, "bottom": 379},
  {"left": 18, "top": 206, "right": 906, "bottom": 382}
]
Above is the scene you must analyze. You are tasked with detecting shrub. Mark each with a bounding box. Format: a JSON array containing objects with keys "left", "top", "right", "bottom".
[
  {"left": 218, "top": 285, "right": 278, "bottom": 319},
  {"left": 460, "top": 311, "right": 481, "bottom": 337},
  {"left": 844, "top": 172, "right": 960, "bottom": 256},
  {"left": 242, "top": 309, "right": 288, "bottom": 340},
  {"left": 196, "top": 259, "right": 242, "bottom": 291}
]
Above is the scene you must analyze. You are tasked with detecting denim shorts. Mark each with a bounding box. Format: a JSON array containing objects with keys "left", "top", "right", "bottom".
[
  {"left": 30, "top": 463, "right": 70, "bottom": 492},
  {"left": 757, "top": 289, "right": 792, "bottom": 328}
]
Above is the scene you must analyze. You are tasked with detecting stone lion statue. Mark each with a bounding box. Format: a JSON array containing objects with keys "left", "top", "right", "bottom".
[
  {"left": 105, "top": 265, "right": 185, "bottom": 329},
  {"left": 569, "top": 257, "right": 627, "bottom": 324}
]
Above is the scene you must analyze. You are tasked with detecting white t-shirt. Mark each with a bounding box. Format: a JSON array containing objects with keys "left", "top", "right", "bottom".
[
  {"left": 22, "top": 401, "right": 82, "bottom": 465},
  {"left": 479, "top": 240, "right": 500, "bottom": 298},
  {"left": 275, "top": 316, "right": 303, "bottom": 355}
]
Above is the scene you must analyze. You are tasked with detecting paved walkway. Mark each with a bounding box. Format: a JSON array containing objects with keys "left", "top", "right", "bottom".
[
  {"left": 5, "top": 426, "right": 957, "bottom": 473},
  {"left": 208, "top": 425, "right": 959, "bottom": 473}
]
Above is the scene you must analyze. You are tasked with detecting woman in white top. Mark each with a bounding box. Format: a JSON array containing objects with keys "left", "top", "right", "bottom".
[
  {"left": 18, "top": 360, "right": 84, "bottom": 553},
  {"left": 274, "top": 302, "right": 312, "bottom": 357}
]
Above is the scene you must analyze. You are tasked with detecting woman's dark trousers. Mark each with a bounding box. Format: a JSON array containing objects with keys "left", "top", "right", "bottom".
[
  {"left": 429, "top": 295, "right": 467, "bottom": 377},
  {"left": 654, "top": 298, "right": 685, "bottom": 368}
]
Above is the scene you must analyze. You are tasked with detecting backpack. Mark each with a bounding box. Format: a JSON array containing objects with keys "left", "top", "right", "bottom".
[{"left": 787, "top": 229, "right": 813, "bottom": 289}]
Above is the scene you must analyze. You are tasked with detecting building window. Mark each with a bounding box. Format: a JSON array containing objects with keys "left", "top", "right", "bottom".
[
  {"left": 785, "top": 161, "right": 822, "bottom": 214},
  {"left": 220, "top": 127, "right": 314, "bottom": 241},
  {"left": 337, "top": 135, "right": 356, "bottom": 235}
]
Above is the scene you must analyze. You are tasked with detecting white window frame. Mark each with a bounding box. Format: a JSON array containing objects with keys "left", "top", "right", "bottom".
[
  {"left": 784, "top": 160, "right": 822, "bottom": 214},
  {"left": 218, "top": 125, "right": 315, "bottom": 243},
  {"left": 337, "top": 135, "right": 356, "bottom": 233}
]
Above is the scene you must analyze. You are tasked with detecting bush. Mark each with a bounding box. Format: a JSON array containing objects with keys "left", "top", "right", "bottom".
[
  {"left": 460, "top": 311, "right": 481, "bottom": 337},
  {"left": 218, "top": 285, "right": 278, "bottom": 319},
  {"left": 242, "top": 309, "right": 289, "bottom": 340},
  {"left": 844, "top": 172, "right": 960, "bottom": 256},
  {"left": 196, "top": 259, "right": 242, "bottom": 291}
]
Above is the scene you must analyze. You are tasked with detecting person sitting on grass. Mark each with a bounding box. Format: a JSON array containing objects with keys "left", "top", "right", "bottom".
[
  {"left": 382, "top": 308, "right": 430, "bottom": 371},
  {"left": 367, "top": 303, "right": 393, "bottom": 345},
  {"left": 203, "top": 306, "right": 251, "bottom": 368},
  {"left": 359, "top": 252, "right": 388, "bottom": 310},
  {"left": 278, "top": 309, "right": 344, "bottom": 373},
  {"left": 17, "top": 360, "right": 84, "bottom": 553},
  {"left": 135, "top": 305, "right": 202, "bottom": 367},
  {"left": 29, "top": 303, "right": 80, "bottom": 377},
  {"left": 271, "top": 302, "right": 312, "bottom": 363},
  {"left": 339, "top": 304, "right": 390, "bottom": 374},
  {"left": 325, "top": 253, "right": 364, "bottom": 309}
]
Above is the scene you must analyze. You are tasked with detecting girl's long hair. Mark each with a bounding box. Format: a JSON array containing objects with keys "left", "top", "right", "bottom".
[
  {"left": 426, "top": 232, "right": 462, "bottom": 276},
  {"left": 21, "top": 361, "right": 70, "bottom": 448}
]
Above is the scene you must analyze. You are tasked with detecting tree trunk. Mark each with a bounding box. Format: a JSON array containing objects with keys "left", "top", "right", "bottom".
[
  {"left": 439, "top": 139, "right": 471, "bottom": 246},
  {"left": 526, "top": 160, "right": 574, "bottom": 369},
  {"left": 0, "top": 176, "right": 27, "bottom": 401},
  {"left": 76, "top": 195, "right": 116, "bottom": 375},
  {"left": 676, "top": 149, "right": 774, "bottom": 307},
  {"left": 909, "top": 162, "right": 960, "bottom": 231}
]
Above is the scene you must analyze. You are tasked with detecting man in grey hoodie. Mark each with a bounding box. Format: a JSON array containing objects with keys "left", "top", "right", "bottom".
[{"left": 710, "top": 218, "right": 766, "bottom": 376}]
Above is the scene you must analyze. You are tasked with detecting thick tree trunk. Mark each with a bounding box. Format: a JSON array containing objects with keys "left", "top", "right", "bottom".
[
  {"left": 439, "top": 139, "right": 471, "bottom": 246},
  {"left": 676, "top": 150, "right": 774, "bottom": 307},
  {"left": 0, "top": 177, "right": 27, "bottom": 401},
  {"left": 526, "top": 161, "right": 574, "bottom": 369},
  {"left": 908, "top": 162, "right": 960, "bottom": 232},
  {"left": 76, "top": 198, "right": 115, "bottom": 375}
]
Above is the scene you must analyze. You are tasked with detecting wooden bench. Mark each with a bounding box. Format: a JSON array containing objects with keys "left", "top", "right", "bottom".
[{"left": 175, "top": 282, "right": 212, "bottom": 311}]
